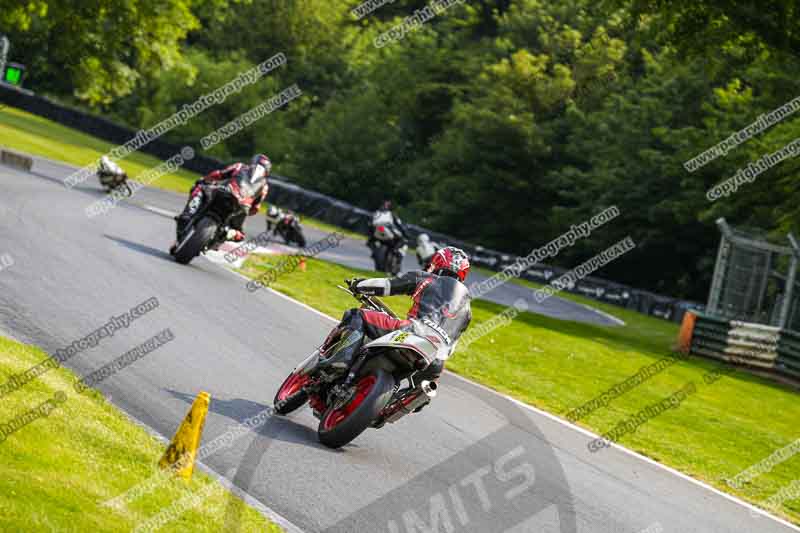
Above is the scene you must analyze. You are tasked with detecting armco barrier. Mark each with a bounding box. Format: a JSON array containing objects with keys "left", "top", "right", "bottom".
[{"left": 0, "top": 86, "right": 702, "bottom": 322}]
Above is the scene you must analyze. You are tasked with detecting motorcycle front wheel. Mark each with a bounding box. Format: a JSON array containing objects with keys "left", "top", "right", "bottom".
[
  {"left": 293, "top": 227, "right": 306, "bottom": 248},
  {"left": 273, "top": 372, "right": 311, "bottom": 415},
  {"left": 317, "top": 369, "right": 395, "bottom": 449},
  {"left": 385, "top": 251, "right": 402, "bottom": 275},
  {"left": 174, "top": 216, "right": 218, "bottom": 264}
]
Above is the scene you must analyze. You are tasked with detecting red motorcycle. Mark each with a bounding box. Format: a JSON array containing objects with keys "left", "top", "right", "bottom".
[{"left": 171, "top": 165, "right": 267, "bottom": 264}]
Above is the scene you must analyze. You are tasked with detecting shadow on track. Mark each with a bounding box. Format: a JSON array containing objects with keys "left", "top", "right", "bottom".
[{"left": 104, "top": 234, "right": 173, "bottom": 261}]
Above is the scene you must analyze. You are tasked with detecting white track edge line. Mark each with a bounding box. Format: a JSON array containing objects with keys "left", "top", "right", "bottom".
[
  {"left": 142, "top": 204, "right": 178, "bottom": 218},
  {"left": 219, "top": 263, "right": 799, "bottom": 532},
  {"left": 580, "top": 302, "right": 627, "bottom": 326}
]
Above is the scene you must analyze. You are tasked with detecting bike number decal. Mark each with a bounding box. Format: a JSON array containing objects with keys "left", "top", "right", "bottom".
[{"left": 393, "top": 332, "right": 410, "bottom": 344}]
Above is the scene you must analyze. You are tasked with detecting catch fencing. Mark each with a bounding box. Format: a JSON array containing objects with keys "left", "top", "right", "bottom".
[{"left": 0, "top": 84, "right": 701, "bottom": 322}]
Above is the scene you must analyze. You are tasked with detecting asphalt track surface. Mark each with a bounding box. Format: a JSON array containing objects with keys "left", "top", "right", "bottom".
[{"left": 0, "top": 156, "right": 796, "bottom": 533}]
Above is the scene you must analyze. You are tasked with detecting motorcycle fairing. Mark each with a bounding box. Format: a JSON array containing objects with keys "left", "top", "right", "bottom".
[{"left": 362, "top": 330, "right": 439, "bottom": 366}]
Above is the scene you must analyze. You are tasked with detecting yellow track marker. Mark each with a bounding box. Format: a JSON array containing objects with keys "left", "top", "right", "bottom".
[{"left": 158, "top": 391, "right": 210, "bottom": 480}]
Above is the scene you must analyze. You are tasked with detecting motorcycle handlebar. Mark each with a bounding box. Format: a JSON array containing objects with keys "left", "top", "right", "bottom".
[{"left": 339, "top": 280, "right": 400, "bottom": 320}]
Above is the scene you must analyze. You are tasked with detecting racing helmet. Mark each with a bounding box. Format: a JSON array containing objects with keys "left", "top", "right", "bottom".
[
  {"left": 251, "top": 153, "right": 272, "bottom": 176},
  {"left": 428, "top": 246, "right": 470, "bottom": 282}
]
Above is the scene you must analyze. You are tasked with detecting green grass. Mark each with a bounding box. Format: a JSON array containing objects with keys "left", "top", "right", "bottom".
[
  {"left": 240, "top": 254, "right": 800, "bottom": 525},
  {"left": 0, "top": 334, "right": 282, "bottom": 532},
  {"left": 0, "top": 107, "right": 198, "bottom": 194}
]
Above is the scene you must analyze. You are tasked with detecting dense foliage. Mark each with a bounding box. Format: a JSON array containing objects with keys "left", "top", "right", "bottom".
[{"left": 3, "top": 0, "right": 798, "bottom": 299}]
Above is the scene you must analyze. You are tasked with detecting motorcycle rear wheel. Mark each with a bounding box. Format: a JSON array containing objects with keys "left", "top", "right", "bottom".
[
  {"left": 174, "top": 216, "right": 217, "bottom": 264},
  {"left": 318, "top": 369, "right": 395, "bottom": 449}
]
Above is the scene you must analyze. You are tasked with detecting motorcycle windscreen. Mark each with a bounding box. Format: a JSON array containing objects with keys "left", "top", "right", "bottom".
[{"left": 233, "top": 166, "right": 266, "bottom": 202}]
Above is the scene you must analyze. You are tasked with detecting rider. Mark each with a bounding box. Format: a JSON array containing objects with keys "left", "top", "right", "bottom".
[
  {"left": 366, "top": 200, "right": 409, "bottom": 257},
  {"left": 320, "top": 247, "right": 472, "bottom": 405},
  {"left": 415, "top": 233, "right": 440, "bottom": 269},
  {"left": 174, "top": 154, "right": 271, "bottom": 243},
  {"left": 265, "top": 205, "right": 283, "bottom": 233}
]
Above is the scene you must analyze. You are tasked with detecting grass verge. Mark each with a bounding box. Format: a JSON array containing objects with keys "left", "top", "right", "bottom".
[
  {"left": 0, "top": 334, "right": 282, "bottom": 532},
  {"left": 239, "top": 254, "right": 800, "bottom": 525}
]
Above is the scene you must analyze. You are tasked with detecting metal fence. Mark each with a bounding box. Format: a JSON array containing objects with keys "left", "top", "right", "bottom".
[{"left": 707, "top": 218, "right": 800, "bottom": 331}]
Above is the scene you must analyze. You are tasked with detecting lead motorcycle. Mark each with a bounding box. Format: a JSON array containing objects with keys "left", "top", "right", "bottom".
[
  {"left": 273, "top": 281, "right": 443, "bottom": 448},
  {"left": 171, "top": 165, "right": 267, "bottom": 264},
  {"left": 97, "top": 156, "right": 132, "bottom": 197}
]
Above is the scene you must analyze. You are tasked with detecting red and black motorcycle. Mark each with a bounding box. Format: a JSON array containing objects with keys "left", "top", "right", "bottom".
[
  {"left": 273, "top": 281, "right": 442, "bottom": 448},
  {"left": 171, "top": 165, "right": 267, "bottom": 264}
]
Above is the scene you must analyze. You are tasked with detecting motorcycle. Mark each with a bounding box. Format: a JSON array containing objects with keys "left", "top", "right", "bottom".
[
  {"left": 370, "top": 212, "right": 407, "bottom": 275},
  {"left": 97, "top": 157, "right": 132, "bottom": 197},
  {"left": 273, "top": 281, "right": 443, "bottom": 448},
  {"left": 171, "top": 165, "right": 267, "bottom": 264},
  {"left": 372, "top": 227, "right": 407, "bottom": 275},
  {"left": 266, "top": 207, "right": 307, "bottom": 248}
]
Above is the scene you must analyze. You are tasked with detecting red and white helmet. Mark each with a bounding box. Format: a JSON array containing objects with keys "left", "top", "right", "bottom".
[
  {"left": 428, "top": 246, "right": 470, "bottom": 282},
  {"left": 251, "top": 153, "right": 272, "bottom": 176}
]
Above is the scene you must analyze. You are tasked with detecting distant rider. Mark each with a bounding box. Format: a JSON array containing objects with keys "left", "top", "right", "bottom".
[
  {"left": 173, "top": 154, "right": 271, "bottom": 246},
  {"left": 366, "top": 199, "right": 409, "bottom": 257},
  {"left": 320, "top": 247, "right": 472, "bottom": 408},
  {"left": 416, "top": 233, "right": 441, "bottom": 269},
  {"left": 265, "top": 205, "right": 283, "bottom": 233}
]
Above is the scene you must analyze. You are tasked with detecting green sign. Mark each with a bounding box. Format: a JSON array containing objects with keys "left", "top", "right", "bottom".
[{"left": 4, "top": 65, "right": 21, "bottom": 85}]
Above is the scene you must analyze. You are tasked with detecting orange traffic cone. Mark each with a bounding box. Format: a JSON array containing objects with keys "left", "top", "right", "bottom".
[{"left": 299, "top": 256, "right": 307, "bottom": 272}]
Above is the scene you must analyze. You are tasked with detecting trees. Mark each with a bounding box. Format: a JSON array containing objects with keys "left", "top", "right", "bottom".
[{"left": 7, "top": 0, "right": 797, "bottom": 297}]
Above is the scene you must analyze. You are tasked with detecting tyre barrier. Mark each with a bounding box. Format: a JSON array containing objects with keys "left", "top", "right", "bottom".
[
  {"left": 678, "top": 310, "right": 800, "bottom": 383},
  {"left": 0, "top": 149, "right": 33, "bottom": 172}
]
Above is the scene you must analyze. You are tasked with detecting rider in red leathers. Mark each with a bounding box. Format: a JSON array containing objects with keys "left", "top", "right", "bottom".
[
  {"left": 173, "top": 154, "right": 271, "bottom": 247},
  {"left": 319, "top": 247, "right": 472, "bottom": 392}
]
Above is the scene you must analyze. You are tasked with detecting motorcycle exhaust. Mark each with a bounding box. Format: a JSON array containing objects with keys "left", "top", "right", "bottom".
[{"left": 382, "top": 380, "right": 437, "bottom": 424}]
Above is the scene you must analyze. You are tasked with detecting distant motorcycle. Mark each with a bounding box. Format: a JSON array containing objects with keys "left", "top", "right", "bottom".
[
  {"left": 273, "top": 281, "right": 442, "bottom": 448},
  {"left": 97, "top": 156, "right": 131, "bottom": 196},
  {"left": 370, "top": 211, "right": 406, "bottom": 275},
  {"left": 171, "top": 164, "right": 268, "bottom": 264},
  {"left": 266, "top": 206, "right": 306, "bottom": 248}
]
